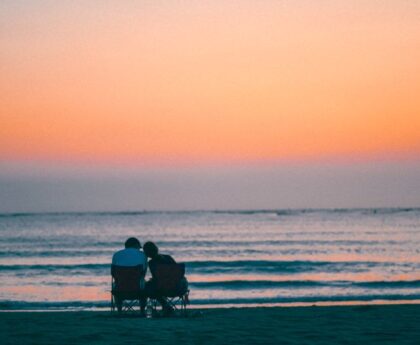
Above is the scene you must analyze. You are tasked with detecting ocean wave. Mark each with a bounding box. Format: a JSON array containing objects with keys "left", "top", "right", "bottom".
[
  {"left": 0, "top": 260, "right": 398, "bottom": 275},
  {"left": 2, "top": 293, "right": 420, "bottom": 310},
  {"left": 0, "top": 263, "right": 109, "bottom": 271},
  {"left": 354, "top": 281, "right": 420, "bottom": 288},
  {"left": 1, "top": 239, "right": 412, "bottom": 258},
  {"left": 5, "top": 277, "right": 420, "bottom": 290},
  {"left": 190, "top": 280, "right": 420, "bottom": 290},
  {"left": 191, "top": 280, "right": 327, "bottom": 289},
  {"left": 184, "top": 260, "right": 395, "bottom": 274},
  {"left": 189, "top": 294, "right": 420, "bottom": 305}
]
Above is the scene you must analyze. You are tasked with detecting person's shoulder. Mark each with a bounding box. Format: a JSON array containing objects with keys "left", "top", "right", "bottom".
[
  {"left": 138, "top": 250, "right": 147, "bottom": 262},
  {"left": 112, "top": 248, "right": 125, "bottom": 264},
  {"left": 162, "top": 254, "right": 176, "bottom": 264},
  {"left": 112, "top": 248, "right": 125, "bottom": 259},
  {"left": 112, "top": 248, "right": 145, "bottom": 265}
]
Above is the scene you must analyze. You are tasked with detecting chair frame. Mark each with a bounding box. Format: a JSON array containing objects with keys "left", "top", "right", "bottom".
[
  {"left": 111, "top": 291, "right": 145, "bottom": 314},
  {"left": 149, "top": 263, "right": 190, "bottom": 317},
  {"left": 165, "top": 289, "right": 190, "bottom": 315},
  {"left": 110, "top": 265, "right": 145, "bottom": 315}
]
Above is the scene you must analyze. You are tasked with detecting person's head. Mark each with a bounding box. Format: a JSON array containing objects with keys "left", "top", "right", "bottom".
[
  {"left": 143, "top": 241, "right": 158, "bottom": 258},
  {"left": 124, "top": 237, "right": 141, "bottom": 249}
]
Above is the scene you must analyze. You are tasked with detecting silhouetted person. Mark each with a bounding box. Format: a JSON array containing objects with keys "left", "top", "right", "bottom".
[
  {"left": 111, "top": 237, "right": 147, "bottom": 312},
  {"left": 143, "top": 241, "right": 181, "bottom": 314}
]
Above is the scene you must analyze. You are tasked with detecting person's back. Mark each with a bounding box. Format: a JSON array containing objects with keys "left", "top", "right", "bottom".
[
  {"left": 111, "top": 237, "right": 147, "bottom": 312},
  {"left": 143, "top": 241, "right": 187, "bottom": 314},
  {"left": 112, "top": 247, "right": 147, "bottom": 268},
  {"left": 148, "top": 253, "right": 176, "bottom": 279}
]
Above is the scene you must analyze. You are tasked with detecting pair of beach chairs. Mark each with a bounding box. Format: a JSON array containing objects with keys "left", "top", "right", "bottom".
[{"left": 111, "top": 263, "right": 189, "bottom": 316}]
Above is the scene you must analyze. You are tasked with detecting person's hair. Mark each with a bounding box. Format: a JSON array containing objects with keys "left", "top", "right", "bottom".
[
  {"left": 125, "top": 237, "right": 141, "bottom": 249},
  {"left": 143, "top": 241, "right": 158, "bottom": 258}
]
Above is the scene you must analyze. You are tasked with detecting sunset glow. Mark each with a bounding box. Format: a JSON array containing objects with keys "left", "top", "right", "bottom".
[{"left": 1, "top": 1, "right": 420, "bottom": 165}]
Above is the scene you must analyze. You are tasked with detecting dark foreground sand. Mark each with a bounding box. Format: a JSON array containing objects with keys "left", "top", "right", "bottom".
[{"left": 1, "top": 305, "right": 419, "bottom": 345}]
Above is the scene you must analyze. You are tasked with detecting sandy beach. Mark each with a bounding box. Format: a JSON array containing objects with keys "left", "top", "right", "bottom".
[{"left": 1, "top": 304, "right": 419, "bottom": 345}]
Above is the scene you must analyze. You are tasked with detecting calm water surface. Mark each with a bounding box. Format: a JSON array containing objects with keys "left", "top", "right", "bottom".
[{"left": 1, "top": 209, "right": 419, "bottom": 310}]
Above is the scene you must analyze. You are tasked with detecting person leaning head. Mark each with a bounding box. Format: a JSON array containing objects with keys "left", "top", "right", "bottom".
[
  {"left": 125, "top": 237, "right": 141, "bottom": 249},
  {"left": 143, "top": 241, "right": 158, "bottom": 258}
]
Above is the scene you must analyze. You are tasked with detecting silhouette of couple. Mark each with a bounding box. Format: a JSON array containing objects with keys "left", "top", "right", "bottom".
[{"left": 112, "top": 237, "right": 186, "bottom": 315}]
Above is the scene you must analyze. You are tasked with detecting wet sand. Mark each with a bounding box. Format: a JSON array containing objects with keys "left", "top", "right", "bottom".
[{"left": 1, "top": 305, "right": 419, "bottom": 344}]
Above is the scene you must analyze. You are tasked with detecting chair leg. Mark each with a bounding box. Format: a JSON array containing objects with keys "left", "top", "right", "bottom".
[
  {"left": 182, "top": 296, "right": 187, "bottom": 316},
  {"left": 111, "top": 295, "right": 123, "bottom": 314},
  {"left": 152, "top": 298, "right": 158, "bottom": 316},
  {"left": 146, "top": 293, "right": 189, "bottom": 317}
]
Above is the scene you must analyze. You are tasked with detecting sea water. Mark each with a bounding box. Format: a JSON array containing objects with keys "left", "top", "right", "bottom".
[{"left": 0, "top": 209, "right": 419, "bottom": 310}]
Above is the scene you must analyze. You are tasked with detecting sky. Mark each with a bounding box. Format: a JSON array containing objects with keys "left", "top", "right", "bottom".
[{"left": 1, "top": 1, "right": 420, "bottom": 212}]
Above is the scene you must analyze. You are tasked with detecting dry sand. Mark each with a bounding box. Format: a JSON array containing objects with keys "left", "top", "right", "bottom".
[{"left": 1, "top": 305, "right": 419, "bottom": 345}]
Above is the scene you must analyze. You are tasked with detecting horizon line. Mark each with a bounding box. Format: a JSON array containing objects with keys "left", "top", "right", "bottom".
[{"left": 1, "top": 207, "right": 419, "bottom": 217}]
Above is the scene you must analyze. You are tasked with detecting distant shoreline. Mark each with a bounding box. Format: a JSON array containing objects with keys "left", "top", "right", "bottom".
[
  {"left": 2, "top": 299, "right": 420, "bottom": 313},
  {"left": 1, "top": 207, "right": 420, "bottom": 217}
]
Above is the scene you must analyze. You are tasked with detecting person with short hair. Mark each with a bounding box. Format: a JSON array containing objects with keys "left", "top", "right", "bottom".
[
  {"left": 111, "top": 237, "right": 147, "bottom": 312},
  {"left": 112, "top": 237, "right": 147, "bottom": 271}
]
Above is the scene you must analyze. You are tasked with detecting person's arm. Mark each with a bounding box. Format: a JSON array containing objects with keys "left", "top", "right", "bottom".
[
  {"left": 167, "top": 255, "right": 176, "bottom": 264},
  {"left": 141, "top": 256, "right": 147, "bottom": 278},
  {"left": 148, "top": 259, "right": 156, "bottom": 279},
  {"left": 111, "top": 254, "right": 116, "bottom": 277}
]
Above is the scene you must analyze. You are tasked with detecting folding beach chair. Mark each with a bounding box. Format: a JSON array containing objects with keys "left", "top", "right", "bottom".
[
  {"left": 111, "top": 265, "right": 145, "bottom": 314},
  {"left": 150, "top": 263, "right": 190, "bottom": 316}
]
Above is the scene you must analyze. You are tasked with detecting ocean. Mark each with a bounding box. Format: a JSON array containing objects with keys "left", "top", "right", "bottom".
[{"left": 1, "top": 209, "right": 419, "bottom": 311}]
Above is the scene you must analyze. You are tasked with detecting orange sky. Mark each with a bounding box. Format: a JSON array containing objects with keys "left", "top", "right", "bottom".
[{"left": 1, "top": 1, "right": 420, "bottom": 165}]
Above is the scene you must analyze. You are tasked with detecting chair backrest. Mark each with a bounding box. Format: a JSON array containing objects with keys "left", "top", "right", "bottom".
[
  {"left": 154, "top": 263, "right": 185, "bottom": 292},
  {"left": 111, "top": 265, "right": 144, "bottom": 292}
]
